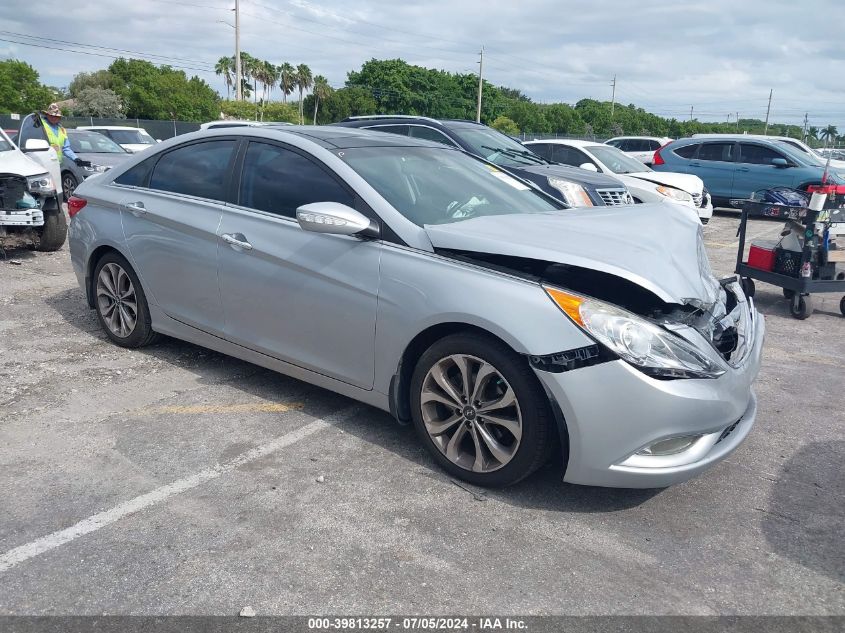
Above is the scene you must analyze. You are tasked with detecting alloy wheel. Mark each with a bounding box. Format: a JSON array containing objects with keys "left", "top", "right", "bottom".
[
  {"left": 419, "top": 354, "right": 522, "bottom": 473},
  {"left": 96, "top": 262, "right": 138, "bottom": 337}
]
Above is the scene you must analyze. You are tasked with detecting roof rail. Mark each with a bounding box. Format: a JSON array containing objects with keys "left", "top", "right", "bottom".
[{"left": 343, "top": 114, "right": 442, "bottom": 124}]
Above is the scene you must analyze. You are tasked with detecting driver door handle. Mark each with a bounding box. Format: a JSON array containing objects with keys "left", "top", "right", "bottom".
[
  {"left": 221, "top": 233, "right": 253, "bottom": 251},
  {"left": 124, "top": 201, "right": 146, "bottom": 216}
]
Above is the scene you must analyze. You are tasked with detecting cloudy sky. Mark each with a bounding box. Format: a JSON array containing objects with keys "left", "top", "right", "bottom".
[{"left": 1, "top": 0, "right": 843, "bottom": 130}]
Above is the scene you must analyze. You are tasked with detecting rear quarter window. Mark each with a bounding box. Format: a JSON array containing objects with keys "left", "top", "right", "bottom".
[{"left": 673, "top": 144, "right": 699, "bottom": 159}]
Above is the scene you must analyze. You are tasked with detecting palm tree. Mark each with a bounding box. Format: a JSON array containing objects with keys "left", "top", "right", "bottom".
[
  {"left": 807, "top": 126, "right": 819, "bottom": 142},
  {"left": 820, "top": 125, "right": 839, "bottom": 146},
  {"left": 312, "top": 75, "right": 333, "bottom": 124},
  {"left": 215, "top": 56, "right": 233, "bottom": 99},
  {"left": 263, "top": 61, "right": 277, "bottom": 101},
  {"left": 278, "top": 62, "right": 295, "bottom": 104},
  {"left": 238, "top": 52, "right": 258, "bottom": 103},
  {"left": 295, "top": 63, "right": 312, "bottom": 125}
]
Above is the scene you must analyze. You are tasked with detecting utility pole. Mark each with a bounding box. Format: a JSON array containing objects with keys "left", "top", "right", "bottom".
[
  {"left": 764, "top": 89, "right": 773, "bottom": 134},
  {"left": 234, "top": 0, "right": 242, "bottom": 101},
  {"left": 475, "top": 46, "right": 484, "bottom": 123},
  {"left": 610, "top": 75, "right": 616, "bottom": 118},
  {"left": 802, "top": 112, "right": 809, "bottom": 142},
  {"left": 736, "top": 112, "right": 739, "bottom": 132},
  {"left": 690, "top": 105, "right": 694, "bottom": 121}
]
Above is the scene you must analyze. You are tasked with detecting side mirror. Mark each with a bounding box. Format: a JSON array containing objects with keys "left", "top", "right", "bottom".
[
  {"left": 772, "top": 158, "right": 790, "bottom": 168},
  {"left": 296, "top": 202, "right": 378, "bottom": 238},
  {"left": 24, "top": 139, "right": 50, "bottom": 152},
  {"left": 579, "top": 162, "right": 599, "bottom": 172}
]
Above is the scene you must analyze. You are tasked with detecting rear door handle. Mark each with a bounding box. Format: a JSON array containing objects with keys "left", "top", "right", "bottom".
[
  {"left": 124, "top": 201, "right": 146, "bottom": 216},
  {"left": 737, "top": 167, "right": 750, "bottom": 172},
  {"left": 221, "top": 233, "right": 253, "bottom": 251},
  {"left": 690, "top": 162, "right": 701, "bottom": 167}
]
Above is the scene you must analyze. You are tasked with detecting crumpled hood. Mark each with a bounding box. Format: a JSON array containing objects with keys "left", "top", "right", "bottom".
[
  {"left": 0, "top": 149, "right": 51, "bottom": 178},
  {"left": 425, "top": 203, "right": 720, "bottom": 305},
  {"left": 628, "top": 171, "right": 704, "bottom": 195}
]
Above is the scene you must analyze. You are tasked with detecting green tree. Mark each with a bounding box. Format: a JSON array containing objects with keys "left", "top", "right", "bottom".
[
  {"left": 309, "top": 86, "right": 377, "bottom": 124},
  {"left": 215, "top": 56, "right": 234, "bottom": 100},
  {"left": 821, "top": 125, "right": 838, "bottom": 145},
  {"left": 68, "top": 69, "right": 118, "bottom": 98},
  {"left": 72, "top": 87, "right": 124, "bottom": 118},
  {"left": 491, "top": 115, "right": 519, "bottom": 136},
  {"left": 295, "top": 63, "right": 313, "bottom": 124},
  {"left": 807, "top": 126, "right": 819, "bottom": 141},
  {"left": 0, "top": 59, "right": 54, "bottom": 113},
  {"left": 277, "top": 62, "right": 295, "bottom": 104},
  {"left": 311, "top": 75, "right": 333, "bottom": 124}
]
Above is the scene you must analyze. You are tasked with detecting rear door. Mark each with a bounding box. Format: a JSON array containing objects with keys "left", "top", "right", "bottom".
[
  {"left": 687, "top": 141, "right": 737, "bottom": 200},
  {"left": 118, "top": 138, "right": 236, "bottom": 335},
  {"left": 733, "top": 142, "right": 796, "bottom": 198},
  {"left": 217, "top": 140, "right": 381, "bottom": 389}
]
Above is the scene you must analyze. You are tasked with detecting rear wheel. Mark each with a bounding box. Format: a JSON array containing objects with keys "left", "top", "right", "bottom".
[
  {"left": 409, "top": 333, "right": 556, "bottom": 487},
  {"left": 93, "top": 252, "right": 159, "bottom": 347},
  {"left": 35, "top": 205, "right": 67, "bottom": 251}
]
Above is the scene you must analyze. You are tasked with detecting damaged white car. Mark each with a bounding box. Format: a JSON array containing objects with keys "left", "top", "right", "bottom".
[
  {"left": 69, "top": 127, "right": 763, "bottom": 488},
  {"left": 0, "top": 128, "right": 66, "bottom": 251}
]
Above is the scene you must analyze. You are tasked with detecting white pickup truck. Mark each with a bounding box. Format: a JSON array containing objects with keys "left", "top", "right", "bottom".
[{"left": 0, "top": 128, "right": 66, "bottom": 251}]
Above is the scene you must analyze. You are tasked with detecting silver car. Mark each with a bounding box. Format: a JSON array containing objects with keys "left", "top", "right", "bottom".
[{"left": 68, "top": 126, "right": 764, "bottom": 488}]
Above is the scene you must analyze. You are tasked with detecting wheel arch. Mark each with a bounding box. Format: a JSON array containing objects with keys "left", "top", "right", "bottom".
[{"left": 85, "top": 244, "right": 126, "bottom": 308}]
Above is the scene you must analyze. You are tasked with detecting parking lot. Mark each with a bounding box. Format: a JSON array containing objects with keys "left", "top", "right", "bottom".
[{"left": 0, "top": 212, "right": 842, "bottom": 615}]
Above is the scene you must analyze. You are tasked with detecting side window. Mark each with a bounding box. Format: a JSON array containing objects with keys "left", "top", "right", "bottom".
[
  {"left": 527, "top": 143, "right": 552, "bottom": 161},
  {"left": 408, "top": 126, "right": 456, "bottom": 147},
  {"left": 648, "top": 140, "right": 662, "bottom": 151},
  {"left": 366, "top": 124, "right": 410, "bottom": 137},
  {"left": 739, "top": 143, "right": 785, "bottom": 165},
  {"left": 606, "top": 140, "right": 622, "bottom": 148},
  {"left": 697, "top": 143, "right": 735, "bottom": 162},
  {"left": 674, "top": 144, "right": 699, "bottom": 159},
  {"left": 628, "top": 139, "right": 647, "bottom": 152},
  {"left": 238, "top": 141, "right": 354, "bottom": 218},
  {"left": 114, "top": 156, "right": 157, "bottom": 187},
  {"left": 149, "top": 140, "right": 236, "bottom": 201}
]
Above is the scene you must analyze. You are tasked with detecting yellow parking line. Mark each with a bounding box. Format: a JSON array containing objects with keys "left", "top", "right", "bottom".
[{"left": 149, "top": 402, "right": 305, "bottom": 415}]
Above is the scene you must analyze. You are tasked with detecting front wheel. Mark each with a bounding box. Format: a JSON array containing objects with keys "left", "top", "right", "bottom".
[
  {"left": 35, "top": 205, "right": 67, "bottom": 251},
  {"left": 409, "top": 333, "right": 557, "bottom": 487}
]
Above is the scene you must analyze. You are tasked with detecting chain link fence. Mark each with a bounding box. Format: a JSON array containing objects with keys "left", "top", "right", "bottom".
[{"left": 0, "top": 115, "right": 200, "bottom": 140}]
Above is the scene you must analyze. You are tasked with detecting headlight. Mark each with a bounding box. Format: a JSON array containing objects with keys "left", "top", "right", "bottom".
[
  {"left": 26, "top": 173, "right": 55, "bottom": 194},
  {"left": 544, "top": 286, "right": 727, "bottom": 379},
  {"left": 656, "top": 185, "right": 693, "bottom": 203},
  {"left": 83, "top": 164, "right": 109, "bottom": 174},
  {"left": 547, "top": 177, "right": 594, "bottom": 207}
]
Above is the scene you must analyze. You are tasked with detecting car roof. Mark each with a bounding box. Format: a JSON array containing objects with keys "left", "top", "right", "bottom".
[
  {"left": 606, "top": 135, "right": 669, "bottom": 141},
  {"left": 77, "top": 126, "right": 148, "bottom": 131},
  {"left": 525, "top": 138, "right": 599, "bottom": 148}
]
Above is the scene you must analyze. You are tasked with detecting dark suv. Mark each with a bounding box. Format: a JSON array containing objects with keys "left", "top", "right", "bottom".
[{"left": 334, "top": 116, "right": 632, "bottom": 208}]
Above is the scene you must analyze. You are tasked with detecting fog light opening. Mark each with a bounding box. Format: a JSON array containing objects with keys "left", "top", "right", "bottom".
[{"left": 637, "top": 435, "right": 702, "bottom": 456}]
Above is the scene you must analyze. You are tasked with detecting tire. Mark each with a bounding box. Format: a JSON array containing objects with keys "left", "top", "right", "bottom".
[
  {"left": 62, "top": 171, "right": 78, "bottom": 201},
  {"left": 840, "top": 295, "right": 845, "bottom": 317},
  {"left": 35, "top": 205, "right": 67, "bottom": 251},
  {"left": 92, "top": 252, "right": 159, "bottom": 348},
  {"left": 789, "top": 294, "right": 814, "bottom": 320},
  {"left": 409, "top": 332, "right": 557, "bottom": 487},
  {"left": 741, "top": 277, "right": 755, "bottom": 298}
]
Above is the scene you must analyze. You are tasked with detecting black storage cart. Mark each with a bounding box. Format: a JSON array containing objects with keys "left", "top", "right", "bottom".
[{"left": 735, "top": 199, "right": 845, "bottom": 319}]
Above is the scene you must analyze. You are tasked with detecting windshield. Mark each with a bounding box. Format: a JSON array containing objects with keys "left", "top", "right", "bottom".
[
  {"left": 337, "top": 146, "right": 564, "bottom": 226},
  {"left": 108, "top": 130, "right": 156, "bottom": 145},
  {"left": 451, "top": 125, "right": 548, "bottom": 168},
  {"left": 772, "top": 141, "right": 824, "bottom": 166},
  {"left": 588, "top": 145, "right": 650, "bottom": 174},
  {"left": 69, "top": 131, "right": 126, "bottom": 154}
]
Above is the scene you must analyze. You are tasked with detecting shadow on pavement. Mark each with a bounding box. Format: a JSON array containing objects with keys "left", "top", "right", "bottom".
[
  {"left": 761, "top": 440, "right": 845, "bottom": 583},
  {"left": 45, "top": 286, "right": 662, "bottom": 515}
]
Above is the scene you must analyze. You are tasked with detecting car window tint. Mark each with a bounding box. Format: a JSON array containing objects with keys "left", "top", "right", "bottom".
[
  {"left": 739, "top": 143, "right": 784, "bottom": 165},
  {"left": 526, "top": 143, "right": 552, "bottom": 160},
  {"left": 674, "top": 144, "right": 699, "bottom": 159},
  {"left": 149, "top": 140, "right": 235, "bottom": 200},
  {"left": 606, "top": 140, "right": 622, "bottom": 148},
  {"left": 367, "top": 124, "right": 410, "bottom": 136},
  {"left": 697, "top": 143, "right": 734, "bottom": 162},
  {"left": 629, "top": 139, "right": 646, "bottom": 151},
  {"left": 408, "top": 126, "right": 456, "bottom": 146},
  {"left": 648, "top": 140, "right": 662, "bottom": 151},
  {"left": 238, "top": 141, "right": 354, "bottom": 218},
  {"left": 551, "top": 145, "right": 592, "bottom": 167},
  {"left": 114, "top": 156, "right": 157, "bottom": 187}
]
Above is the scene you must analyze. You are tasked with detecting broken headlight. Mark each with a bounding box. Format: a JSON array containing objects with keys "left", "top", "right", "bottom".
[
  {"left": 26, "top": 173, "right": 55, "bottom": 194},
  {"left": 544, "top": 286, "right": 727, "bottom": 379}
]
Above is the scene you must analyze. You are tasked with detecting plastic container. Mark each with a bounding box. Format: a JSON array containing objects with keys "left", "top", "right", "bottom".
[{"left": 748, "top": 240, "right": 777, "bottom": 271}]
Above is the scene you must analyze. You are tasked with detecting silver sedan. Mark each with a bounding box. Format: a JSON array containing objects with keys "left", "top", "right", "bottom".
[{"left": 68, "top": 126, "right": 764, "bottom": 488}]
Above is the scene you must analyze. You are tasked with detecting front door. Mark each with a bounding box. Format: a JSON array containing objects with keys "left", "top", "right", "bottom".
[
  {"left": 217, "top": 140, "right": 381, "bottom": 389},
  {"left": 733, "top": 142, "right": 795, "bottom": 199},
  {"left": 119, "top": 138, "right": 237, "bottom": 335}
]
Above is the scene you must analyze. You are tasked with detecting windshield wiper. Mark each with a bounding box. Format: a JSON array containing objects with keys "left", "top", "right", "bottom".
[{"left": 480, "top": 145, "right": 549, "bottom": 165}]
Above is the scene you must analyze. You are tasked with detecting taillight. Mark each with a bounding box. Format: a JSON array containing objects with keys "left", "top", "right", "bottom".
[
  {"left": 652, "top": 146, "right": 666, "bottom": 166},
  {"left": 67, "top": 196, "right": 87, "bottom": 218}
]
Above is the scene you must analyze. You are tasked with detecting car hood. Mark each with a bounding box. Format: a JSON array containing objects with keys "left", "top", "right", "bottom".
[
  {"left": 627, "top": 171, "right": 704, "bottom": 195},
  {"left": 424, "top": 203, "right": 720, "bottom": 305},
  {"left": 515, "top": 163, "right": 626, "bottom": 188},
  {"left": 75, "top": 152, "right": 133, "bottom": 168},
  {"left": 0, "top": 149, "right": 51, "bottom": 178}
]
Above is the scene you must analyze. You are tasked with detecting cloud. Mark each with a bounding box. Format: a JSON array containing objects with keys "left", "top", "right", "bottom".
[{"left": 1, "top": 0, "right": 842, "bottom": 129}]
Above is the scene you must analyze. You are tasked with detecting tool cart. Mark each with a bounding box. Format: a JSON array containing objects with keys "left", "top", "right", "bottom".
[{"left": 735, "top": 185, "right": 845, "bottom": 319}]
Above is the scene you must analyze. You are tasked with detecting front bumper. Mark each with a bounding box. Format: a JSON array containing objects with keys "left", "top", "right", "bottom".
[{"left": 536, "top": 308, "right": 765, "bottom": 488}]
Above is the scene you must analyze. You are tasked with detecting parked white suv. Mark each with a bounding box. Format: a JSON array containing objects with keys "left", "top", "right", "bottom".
[
  {"left": 76, "top": 126, "right": 157, "bottom": 153},
  {"left": 605, "top": 136, "right": 672, "bottom": 166}
]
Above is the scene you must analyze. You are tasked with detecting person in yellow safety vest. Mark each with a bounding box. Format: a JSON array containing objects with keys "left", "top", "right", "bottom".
[{"left": 34, "top": 103, "right": 90, "bottom": 168}]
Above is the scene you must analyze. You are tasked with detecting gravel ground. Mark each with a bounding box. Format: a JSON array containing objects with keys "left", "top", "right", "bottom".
[{"left": 0, "top": 212, "right": 842, "bottom": 616}]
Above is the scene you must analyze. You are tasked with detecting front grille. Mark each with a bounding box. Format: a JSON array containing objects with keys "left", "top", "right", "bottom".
[
  {"left": 596, "top": 188, "right": 631, "bottom": 206},
  {"left": 691, "top": 193, "right": 703, "bottom": 207}
]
